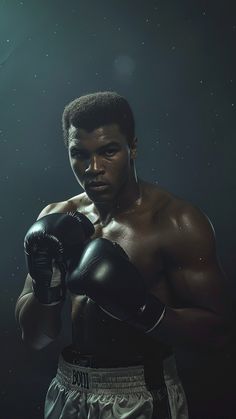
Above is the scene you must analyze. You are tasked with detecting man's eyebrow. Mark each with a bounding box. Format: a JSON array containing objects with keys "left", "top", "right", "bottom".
[
  {"left": 98, "top": 141, "right": 121, "bottom": 149},
  {"left": 69, "top": 141, "right": 121, "bottom": 150}
]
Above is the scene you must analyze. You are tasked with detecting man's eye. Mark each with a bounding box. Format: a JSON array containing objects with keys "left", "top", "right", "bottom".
[
  {"left": 71, "top": 150, "right": 88, "bottom": 159},
  {"left": 104, "top": 149, "right": 117, "bottom": 157}
]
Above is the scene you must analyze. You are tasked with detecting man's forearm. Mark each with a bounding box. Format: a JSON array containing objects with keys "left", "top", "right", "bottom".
[
  {"left": 153, "top": 306, "right": 230, "bottom": 349},
  {"left": 15, "top": 292, "right": 64, "bottom": 350}
]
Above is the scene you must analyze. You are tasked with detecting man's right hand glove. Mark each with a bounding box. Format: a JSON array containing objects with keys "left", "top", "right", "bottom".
[{"left": 24, "top": 212, "right": 94, "bottom": 305}]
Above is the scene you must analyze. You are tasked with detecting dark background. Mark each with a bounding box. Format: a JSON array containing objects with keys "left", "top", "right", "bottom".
[{"left": 0, "top": 0, "right": 236, "bottom": 418}]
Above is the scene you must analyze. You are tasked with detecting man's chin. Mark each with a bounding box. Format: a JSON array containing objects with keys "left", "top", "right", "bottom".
[{"left": 85, "top": 189, "right": 113, "bottom": 204}]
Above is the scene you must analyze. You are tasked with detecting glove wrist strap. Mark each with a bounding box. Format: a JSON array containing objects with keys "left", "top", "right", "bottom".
[
  {"left": 126, "top": 293, "right": 166, "bottom": 334},
  {"left": 32, "top": 281, "right": 65, "bottom": 305}
]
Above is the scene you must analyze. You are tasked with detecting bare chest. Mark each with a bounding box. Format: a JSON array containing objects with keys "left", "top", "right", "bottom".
[{"left": 91, "top": 217, "right": 166, "bottom": 293}]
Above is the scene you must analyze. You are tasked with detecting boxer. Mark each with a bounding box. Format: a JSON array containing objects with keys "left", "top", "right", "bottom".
[{"left": 15, "top": 91, "right": 232, "bottom": 418}]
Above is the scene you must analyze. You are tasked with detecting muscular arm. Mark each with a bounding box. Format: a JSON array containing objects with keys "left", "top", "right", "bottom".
[
  {"left": 15, "top": 201, "right": 75, "bottom": 350},
  {"left": 15, "top": 274, "right": 64, "bottom": 350},
  {"left": 153, "top": 203, "right": 233, "bottom": 349}
]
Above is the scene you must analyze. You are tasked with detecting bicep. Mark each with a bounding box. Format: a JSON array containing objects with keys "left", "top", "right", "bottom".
[
  {"left": 163, "top": 203, "right": 231, "bottom": 317},
  {"left": 167, "top": 258, "right": 229, "bottom": 316}
]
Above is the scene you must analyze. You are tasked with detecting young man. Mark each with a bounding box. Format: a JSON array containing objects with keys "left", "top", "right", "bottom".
[{"left": 15, "top": 92, "right": 231, "bottom": 418}]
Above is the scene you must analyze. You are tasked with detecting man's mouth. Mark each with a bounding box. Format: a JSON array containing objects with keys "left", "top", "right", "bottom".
[{"left": 86, "top": 181, "right": 109, "bottom": 192}]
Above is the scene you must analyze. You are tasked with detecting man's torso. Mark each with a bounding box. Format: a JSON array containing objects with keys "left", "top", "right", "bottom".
[{"left": 51, "top": 181, "right": 185, "bottom": 369}]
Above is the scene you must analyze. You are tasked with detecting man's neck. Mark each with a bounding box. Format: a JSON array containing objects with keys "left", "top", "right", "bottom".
[{"left": 94, "top": 176, "right": 141, "bottom": 226}]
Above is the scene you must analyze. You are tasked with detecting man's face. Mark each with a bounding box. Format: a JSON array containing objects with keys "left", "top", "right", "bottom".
[{"left": 68, "top": 123, "right": 136, "bottom": 203}]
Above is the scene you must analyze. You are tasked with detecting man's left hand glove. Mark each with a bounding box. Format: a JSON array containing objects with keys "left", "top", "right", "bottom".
[{"left": 66, "top": 238, "right": 166, "bottom": 334}]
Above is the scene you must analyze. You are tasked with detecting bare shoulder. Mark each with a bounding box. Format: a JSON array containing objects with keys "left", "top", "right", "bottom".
[
  {"left": 37, "top": 192, "right": 90, "bottom": 220},
  {"left": 165, "top": 194, "right": 214, "bottom": 239},
  {"left": 144, "top": 181, "right": 215, "bottom": 243},
  {"left": 150, "top": 186, "right": 217, "bottom": 261}
]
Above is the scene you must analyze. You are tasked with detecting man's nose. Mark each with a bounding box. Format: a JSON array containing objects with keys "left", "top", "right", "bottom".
[{"left": 85, "top": 155, "right": 104, "bottom": 175}]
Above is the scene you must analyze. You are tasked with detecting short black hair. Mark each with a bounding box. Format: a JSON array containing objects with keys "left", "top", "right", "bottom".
[{"left": 62, "top": 91, "right": 135, "bottom": 147}]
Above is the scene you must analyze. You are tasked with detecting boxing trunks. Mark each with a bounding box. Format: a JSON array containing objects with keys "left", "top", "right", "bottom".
[{"left": 44, "top": 353, "right": 188, "bottom": 418}]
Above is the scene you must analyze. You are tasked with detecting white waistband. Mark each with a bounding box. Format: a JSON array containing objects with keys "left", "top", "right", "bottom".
[{"left": 56, "top": 355, "right": 148, "bottom": 392}]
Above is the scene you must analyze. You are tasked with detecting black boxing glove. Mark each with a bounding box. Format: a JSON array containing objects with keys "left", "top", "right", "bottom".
[
  {"left": 24, "top": 211, "right": 94, "bottom": 305},
  {"left": 66, "top": 238, "right": 166, "bottom": 334}
]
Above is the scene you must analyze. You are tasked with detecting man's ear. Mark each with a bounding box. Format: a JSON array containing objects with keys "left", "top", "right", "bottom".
[{"left": 130, "top": 137, "right": 138, "bottom": 159}]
